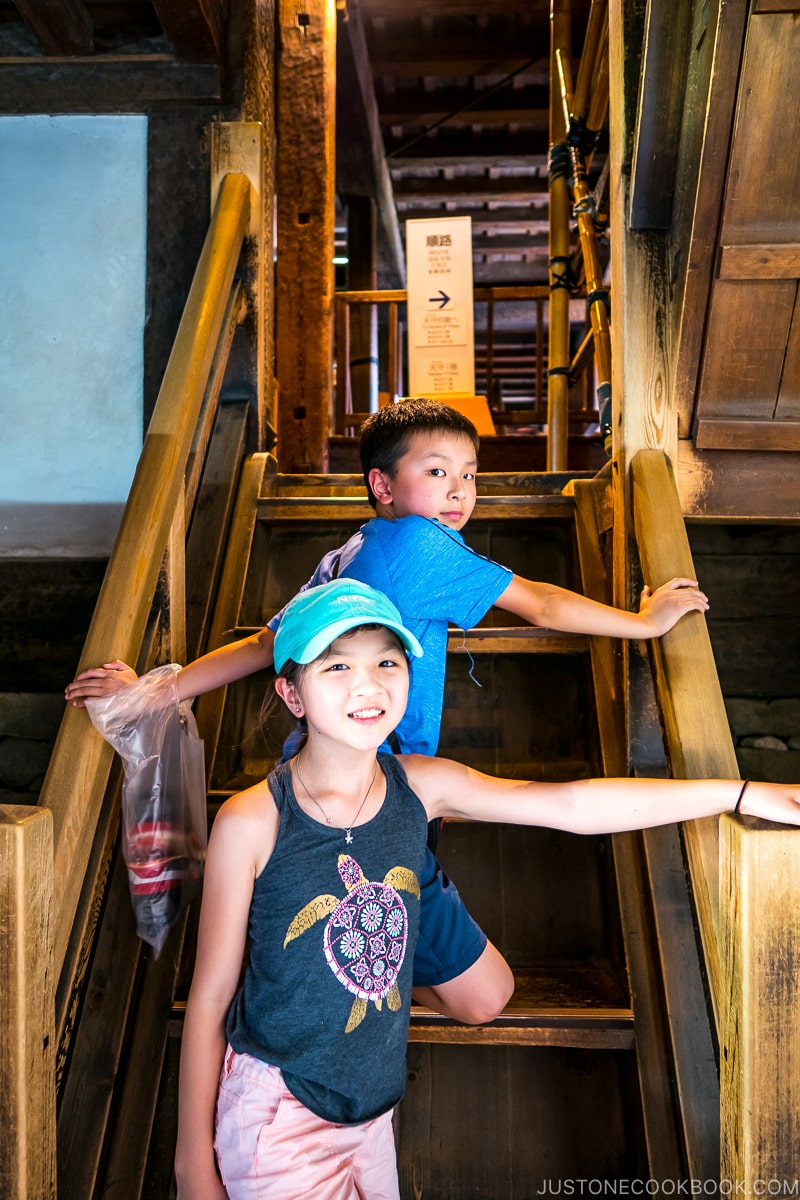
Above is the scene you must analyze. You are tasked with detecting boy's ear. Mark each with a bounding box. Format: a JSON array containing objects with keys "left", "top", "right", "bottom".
[
  {"left": 368, "top": 467, "right": 394, "bottom": 507},
  {"left": 275, "top": 677, "right": 303, "bottom": 716}
]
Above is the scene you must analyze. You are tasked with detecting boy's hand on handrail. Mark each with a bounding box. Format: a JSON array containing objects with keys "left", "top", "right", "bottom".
[
  {"left": 636, "top": 577, "right": 709, "bottom": 637},
  {"left": 65, "top": 660, "right": 139, "bottom": 708}
]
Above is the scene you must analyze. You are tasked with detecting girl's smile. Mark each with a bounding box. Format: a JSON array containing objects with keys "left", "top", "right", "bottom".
[{"left": 278, "top": 626, "right": 410, "bottom": 752}]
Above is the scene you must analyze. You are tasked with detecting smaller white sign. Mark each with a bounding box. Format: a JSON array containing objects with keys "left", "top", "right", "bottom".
[{"left": 411, "top": 309, "right": 468, "bottom": 348}]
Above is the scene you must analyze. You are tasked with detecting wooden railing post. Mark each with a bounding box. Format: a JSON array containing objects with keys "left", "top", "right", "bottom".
[
  {"left": 0, "top": 806, "right": 55, "bottom": 1200},
  {"left": 720, "top": 816, "right": 800, "bottom": 1186}
]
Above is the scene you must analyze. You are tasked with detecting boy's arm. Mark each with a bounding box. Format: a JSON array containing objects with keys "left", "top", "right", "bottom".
[
  {"left": 497, "top": 574, "right": 708, "bottom": 639},
  {"left": 65, "top": 627, "right": 275, "bottom": 707},
  {"left": 405, "top": 756, "right": 800, "bottom": 832}
]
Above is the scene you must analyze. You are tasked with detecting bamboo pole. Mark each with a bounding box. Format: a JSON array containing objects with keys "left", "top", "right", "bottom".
[
  {"left": 572, "top": 0, "right": 608, "bottom": 121},
  {"left": 556, "top": 47, "right": 612, "bottom": 432},
  {"left": 39, "top": 172, "right": 251, "bottom": 978},
  {"left": 548, "top": 0, "right": 573, "bottom": 471}
]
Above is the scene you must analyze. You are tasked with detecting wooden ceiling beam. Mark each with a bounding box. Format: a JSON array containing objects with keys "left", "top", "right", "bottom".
[
  {"left": 392, "top": 175, "right": 548, "bottom": 202},
  {"left": 11, "top": 0, "right": 92, "bottom": 55},
  {"left": 336, "top": 0, "right": 405, "bottom": 286},
  {"left": 396, "top": 207, "right": 550, "bottom": 231},
  {"left": 149, "top": 0, "right": 226, "bottom": 62},
  {"left": 473, "top": 260, "right": 549, "bottom": 285},
  {"left": 0, "top": 57, "right": 221, "bottom": 112},
  {"left": 386, "top": 128, "right": 552, "bottom": 160},
  {"left": 376, "top": 83, "right": 549, "bottom": 125},
  {"left": 369, "top": 46, "right": 549, "bottom": 79},
  {"left": 361, "top": 0, "right": 552, "bottom": 16}
]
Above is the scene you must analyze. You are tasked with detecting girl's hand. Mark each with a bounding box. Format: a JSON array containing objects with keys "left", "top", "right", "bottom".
[
  {"left": 64, "top": 660, "right": 138, "bottom": 708},
  {"left": 738, "top": 781, "right": 800, "bottom": 826},
  {"left": 637, "top": 577, "right": 709, "bottom": 637}
]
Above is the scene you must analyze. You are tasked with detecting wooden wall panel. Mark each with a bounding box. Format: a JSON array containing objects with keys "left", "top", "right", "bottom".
[
  {"left": 777, "top": 288, "right": 800, "bottom": 418},
  {"left": 696, "top": 279, "right": 797, "bottom": 418},
  {"left": 693, "top": 8, "right": 800, "bottom": 448}
]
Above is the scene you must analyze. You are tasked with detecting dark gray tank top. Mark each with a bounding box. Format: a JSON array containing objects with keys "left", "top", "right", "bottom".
[{"left": 226, "top": 753, "right": 428, "bottom": 1124}]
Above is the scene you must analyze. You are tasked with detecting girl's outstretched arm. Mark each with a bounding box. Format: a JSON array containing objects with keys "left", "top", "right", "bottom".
[
  {"left": 403, "top": 757, "right": 800, "bottom": 833},
  {"left": 175, "top": 784, "right": 277, "bottom": 1199}
]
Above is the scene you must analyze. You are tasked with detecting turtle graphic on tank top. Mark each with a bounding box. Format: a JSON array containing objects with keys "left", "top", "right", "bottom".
[{"left": 284, "top": 853, "right": 420, "bottom": 1032}]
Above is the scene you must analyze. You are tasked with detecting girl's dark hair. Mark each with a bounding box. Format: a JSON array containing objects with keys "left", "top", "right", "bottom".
[{"left": 359, "top": 399, "right": 480, "bottom": 507}]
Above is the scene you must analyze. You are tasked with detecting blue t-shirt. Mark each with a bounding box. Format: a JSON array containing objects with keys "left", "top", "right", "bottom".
[{"left": 269, "top": 515, "right": 512, "bottom": 755}]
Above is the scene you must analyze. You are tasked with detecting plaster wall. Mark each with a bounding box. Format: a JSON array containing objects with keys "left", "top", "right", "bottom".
[{"left": 0, "top": 114, "right": 147, "bottom": 556}]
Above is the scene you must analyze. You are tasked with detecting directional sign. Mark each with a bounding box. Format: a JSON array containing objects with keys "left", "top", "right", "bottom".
[{"left": 405, "top": 217, "right": 475, "bottom": 397}]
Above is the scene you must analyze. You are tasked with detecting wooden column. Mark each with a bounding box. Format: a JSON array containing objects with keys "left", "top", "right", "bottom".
[
  {"left": 720, "top": 815, "right": 800, "bottom": 1187},
  {"left": 0, "top": 806, "right": 55, "bottom": 1200},
  {"left": 238, "top": 0, "right": 277, "bottom": 449},
  {"left": 275, "top": 0, "right": 336, "bottom": 472},
  {"left": 346, "top": 194, "right": 378, "bottom": 413},
  {"left": 211, "top": 122, "right": 267, "bottom": 447},
  {"left": 607, "top": 0, "right": 680, "bottom": 772}
]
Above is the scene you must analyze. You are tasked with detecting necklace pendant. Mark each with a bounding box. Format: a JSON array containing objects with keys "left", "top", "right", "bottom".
[{"left": 345, "top": 829, "right": 353, "bottom": 844}]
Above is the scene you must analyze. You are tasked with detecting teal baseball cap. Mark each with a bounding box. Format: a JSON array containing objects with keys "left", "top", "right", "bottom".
[{"left": 273, "top": 579, "right": 424, "bottom": 674}]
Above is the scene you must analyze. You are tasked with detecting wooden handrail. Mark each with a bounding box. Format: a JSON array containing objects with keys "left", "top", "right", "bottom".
[
  {"left": 37, "top": 169, "right": 251, "bottom": 980},
  {"left": 630, "top": 448, "right": 736, "bottom": 1020},
  {"left": 631, "top": 447, "right": 800, "bottom": 1186}
]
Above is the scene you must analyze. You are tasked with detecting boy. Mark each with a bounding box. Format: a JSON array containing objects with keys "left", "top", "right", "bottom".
[{"left": 67, "top": 399, "right": 708, "bottom": 1024}]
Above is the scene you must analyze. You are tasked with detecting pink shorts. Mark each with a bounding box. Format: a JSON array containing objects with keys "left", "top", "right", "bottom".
[{"left": 214, "top": 1046, "right": 400, "bottom": 1200}]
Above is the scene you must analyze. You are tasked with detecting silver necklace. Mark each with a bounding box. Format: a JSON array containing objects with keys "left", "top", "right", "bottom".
[{"left": 294, "top": 754, "right": 379, "bottom": 845}]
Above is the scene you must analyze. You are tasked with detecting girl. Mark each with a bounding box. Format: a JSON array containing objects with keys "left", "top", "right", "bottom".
[{"left": 174, "top": 578, "right": 800, "bottom": 1200}]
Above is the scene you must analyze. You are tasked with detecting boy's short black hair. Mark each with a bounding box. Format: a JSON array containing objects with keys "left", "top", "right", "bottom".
[{"left": 359, "top": 399, "right": 480, "bottom": 507}]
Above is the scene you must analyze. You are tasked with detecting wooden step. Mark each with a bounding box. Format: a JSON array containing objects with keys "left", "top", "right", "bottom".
[
  {"left": 256, "top": 493, "right": 575, "bottom": 522},
  {"left": 229, "top": 624, "right": 588, "bottom": 655},
  {"left": 268, "top": 471, "right": 593, "bottom": 498}
]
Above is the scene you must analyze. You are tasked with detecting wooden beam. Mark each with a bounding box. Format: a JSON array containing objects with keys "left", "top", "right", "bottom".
[
  {"left": 337, "top": 0, "right": 405, "bottom": 286},
  {"left": 386, "top": 130, "right": 551, "bottom": 161},
  {"left": 0, "top": 805, "right": 55, "bottom": 1200},
  {"left": 0, "top": 58, "right": 221, "bottom": 113},
  {"left": 367, "top": 35, "right": 547, "bottom": 77},
  {"left": 395, "top": 205, "right": 550, "bottom": 230},
  {"left": 11, "top": 0, "right": 92, "bottom": 55},
  {"left": 720, "top": 815, "right": 800, "bottom": 1187},
  {"left": 150, "top": 0, "right": 226, "bottom": 62},
  {"left": 275, "top": 0, "right": 336, "bottom": 473},
  {"left": 696, "top": 418, "right": 800, "bottom": 452},
  {"left": 362, "top": 0, "right": 552, "bottom": 14},
  {"left": 676, "top": 440, "right": 800, "bottom": 519},
  {"left": 719, "top": 242, "right": 800, "bottom": 278},
  {"left": 376, "top": 83, "right": 549, "bottom": 126},
  {"left": 629, "top": 0, "right": 694, "bottom": 230},
  {"left": 392, "top": 175, "right": 548, "bottom": 202}
]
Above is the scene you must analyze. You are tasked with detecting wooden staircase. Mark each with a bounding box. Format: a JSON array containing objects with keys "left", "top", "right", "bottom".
[
  {"left": 52, "top": 455, "right": 715, "bottom": 1196},
  {"left": 140, "top": 459, "right": 707, "bottom": 1194}
]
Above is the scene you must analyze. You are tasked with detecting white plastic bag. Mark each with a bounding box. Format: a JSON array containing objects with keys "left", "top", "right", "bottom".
[{"left": 86, "top": 664, "right": 207, "bottom": 956}]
